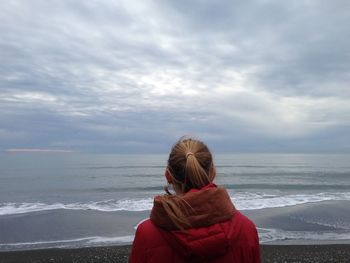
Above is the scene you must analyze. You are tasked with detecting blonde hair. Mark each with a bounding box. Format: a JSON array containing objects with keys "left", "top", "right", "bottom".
[{"left": 159, "top": 137, "right": 215, "bottom": 229}]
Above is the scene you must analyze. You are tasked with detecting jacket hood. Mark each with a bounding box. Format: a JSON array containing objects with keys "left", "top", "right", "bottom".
[{"left": 150, "top": 184, "right": 236, "bottom": 260}]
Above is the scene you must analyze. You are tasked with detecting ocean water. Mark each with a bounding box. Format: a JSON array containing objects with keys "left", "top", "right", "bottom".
[{"left": 0, "top": 153, "right": 349, "bottom": 251}]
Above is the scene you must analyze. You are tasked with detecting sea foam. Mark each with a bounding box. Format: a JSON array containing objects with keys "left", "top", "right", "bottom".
[
  {"left": 258, "top": 227, "right": 350, "bottom": 243},
  {"left": 0, "top": 235, "right": 135, "bottom": 251},
  {"left": 1, "top": 192, "right": 350, "bottom": 216}
]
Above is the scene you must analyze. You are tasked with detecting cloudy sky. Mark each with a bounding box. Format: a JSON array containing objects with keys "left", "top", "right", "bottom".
[{"left": 1, "top": 0, "right": 349, "bottom": 153}]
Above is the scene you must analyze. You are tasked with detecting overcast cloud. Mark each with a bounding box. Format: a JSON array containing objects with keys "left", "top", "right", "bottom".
[{"left": 0, "top": 0, "right": 349, "bottom": 153}]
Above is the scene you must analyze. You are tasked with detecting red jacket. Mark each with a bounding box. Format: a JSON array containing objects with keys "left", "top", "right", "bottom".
[{"left": 130, "top": 184, "right": 260, "bottom": 263}]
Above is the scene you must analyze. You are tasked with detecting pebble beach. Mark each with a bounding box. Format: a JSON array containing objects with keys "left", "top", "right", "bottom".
[{"left": 1, "top": 244, "right": 350, "bottom": 263}]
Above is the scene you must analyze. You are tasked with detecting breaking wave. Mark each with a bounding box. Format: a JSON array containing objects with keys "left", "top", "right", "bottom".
[
  {"left": 258, "top": 227, "right": 350, "bottom": 243},
  {"left": 1, "top": 229, "right": 350, "bottom": 251},
  {"left": 1, "top": 192, "right": 350, "bottom": 216},
  {"left": 0, "top": 235, "right": 134, "bottom": 251}
]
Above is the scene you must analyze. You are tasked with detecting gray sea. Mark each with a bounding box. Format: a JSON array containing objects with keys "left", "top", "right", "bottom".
[{"left": 0, "top": 153, "right": 350, "bottom": 251}]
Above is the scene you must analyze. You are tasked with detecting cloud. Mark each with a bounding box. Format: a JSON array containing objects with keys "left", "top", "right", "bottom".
[
  {"left": 5, "top": 148, "right": 73, "bottom": 153},
  {"left": 0, "top": 0, "right": 349, "bottom": 152}
]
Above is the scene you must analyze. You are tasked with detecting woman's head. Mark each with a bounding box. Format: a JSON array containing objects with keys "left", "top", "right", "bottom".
[{"left": 166, "top": 137, "right": 215, "bottom": 193}]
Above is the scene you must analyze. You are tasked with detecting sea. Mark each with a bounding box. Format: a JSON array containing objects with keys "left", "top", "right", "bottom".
[{"left": 0, "top": 153, "right": 349, "bottom": 251}]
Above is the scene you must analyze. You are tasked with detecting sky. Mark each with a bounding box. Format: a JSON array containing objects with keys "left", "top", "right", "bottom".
[{"left": 0, "top": 0, "right": 350, "bottom": 153}]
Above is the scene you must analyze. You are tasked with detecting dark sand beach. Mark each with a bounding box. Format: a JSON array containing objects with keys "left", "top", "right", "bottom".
[
  {"left": 1, "top": 244, "right": 350, "bottom": 263},
  {"left": 1, "top": 202, "right": 350, "bottom": 262}
]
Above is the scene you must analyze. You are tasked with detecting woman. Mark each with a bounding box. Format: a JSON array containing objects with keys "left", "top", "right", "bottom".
[{"left": 129, "top": 138, "right": 260, "bottom": 263}]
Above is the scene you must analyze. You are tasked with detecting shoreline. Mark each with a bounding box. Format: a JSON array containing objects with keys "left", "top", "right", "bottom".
[
  {"left": 2, "top": 200, "right": 349, "bottom": 249},
  {"left": 1, "top": 244, "right": 350, "bottom": 263}
]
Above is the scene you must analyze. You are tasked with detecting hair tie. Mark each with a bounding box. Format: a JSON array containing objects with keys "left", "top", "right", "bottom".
[{"left": 186, "top": 152, "right": 194, "bottom": 159}]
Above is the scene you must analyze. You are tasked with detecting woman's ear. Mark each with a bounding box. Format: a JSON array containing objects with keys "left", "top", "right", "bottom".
[{"left": 165, "top": 168, "right": 173, "bottom": 184}]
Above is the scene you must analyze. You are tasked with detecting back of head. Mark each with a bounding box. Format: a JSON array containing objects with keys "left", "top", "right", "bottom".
[
  {"left": 167, "top": 137, "right": 215, "bottom": 193},
  {"left": 152, "top": 137, "right": 216, "bottom": 230}
]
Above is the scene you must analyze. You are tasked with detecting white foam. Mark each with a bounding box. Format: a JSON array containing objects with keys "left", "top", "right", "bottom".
[
  {"left": 2, "top": 230, "right": 349, "bottom": 251},
  {"left": 87, "top": 235, "right": 134, "bottom": 244},
  {"left": 258, "top": 227, "right": 350, "bottom": 243},
  {"left": 0, "top": 235, "right": 134, "bottom": 251},
  {"left": 232, "top": 192, "right": 350, "bottom": 210},
  {"left": 0, "top": 199, "right": 153, "bottom": 216},
  {"left": 1, "top": 192, "right": 350, "bottom": 216},
  {"left": 0, "top": 237, "right": 95, "bottom": 247}
]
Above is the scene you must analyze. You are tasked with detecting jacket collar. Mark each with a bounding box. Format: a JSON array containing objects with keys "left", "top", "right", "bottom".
[{"left": 150, "top": 183, "right": 235, "bottom": 230}]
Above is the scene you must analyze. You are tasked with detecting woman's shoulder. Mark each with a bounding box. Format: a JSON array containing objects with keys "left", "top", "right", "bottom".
[
  {"left": 135, "top": 219, "right": 166, "bottom": 246},
  {"left": 136, "top": 219, "right": 154, "bottom": 232},
  {"left": 230, "top": 210, "right": 259, "bottom": 237},
  {"left": 234, "top": 211, "right": 256, "bottom": 225}
]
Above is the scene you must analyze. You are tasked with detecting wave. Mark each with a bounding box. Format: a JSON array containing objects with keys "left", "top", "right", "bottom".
[
  {"left": 222, "top": 183, "right": 350, "bottom": 190},
  {"left": 1, "top": 192, "right": 350, "bottom": 216},
  {"left": 93, "top": 186, "right": 164, "bottom": 192},
  {"left": 84, "top": 165, "right": 164, "bottom": 170},
  {"left": 232, "top": 192, "right": 350, "bottom": 210},
  {"left": 91, "top": 183, "right": 350, "bottom": 193},
  {"left": 0, "top": 199, "right": 153, "bottom": 215},
  {"left": 258, "top": 227, "right": 350, "bottom": 243},
  {"left": 1, "top": 229, "right": 349, "bottom": 251},
  {"left": 0, "top": 235, "right": 134, "bottom": 251}
]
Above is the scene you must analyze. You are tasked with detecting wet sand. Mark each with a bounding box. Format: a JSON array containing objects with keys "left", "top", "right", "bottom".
[
  {"left": 1, "top": 244, "right": 350, "bottom": 263},
  {"left": 242, "top": 200, "right": 350, "bottom": 232},
  {"left": 2, "top": 201, "right": 349, "bottom": 249}
]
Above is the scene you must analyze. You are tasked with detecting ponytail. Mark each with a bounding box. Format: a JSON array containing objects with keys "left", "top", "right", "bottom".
[{"left": 185, "top": 153, "right": 211, "bottom": 189}]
